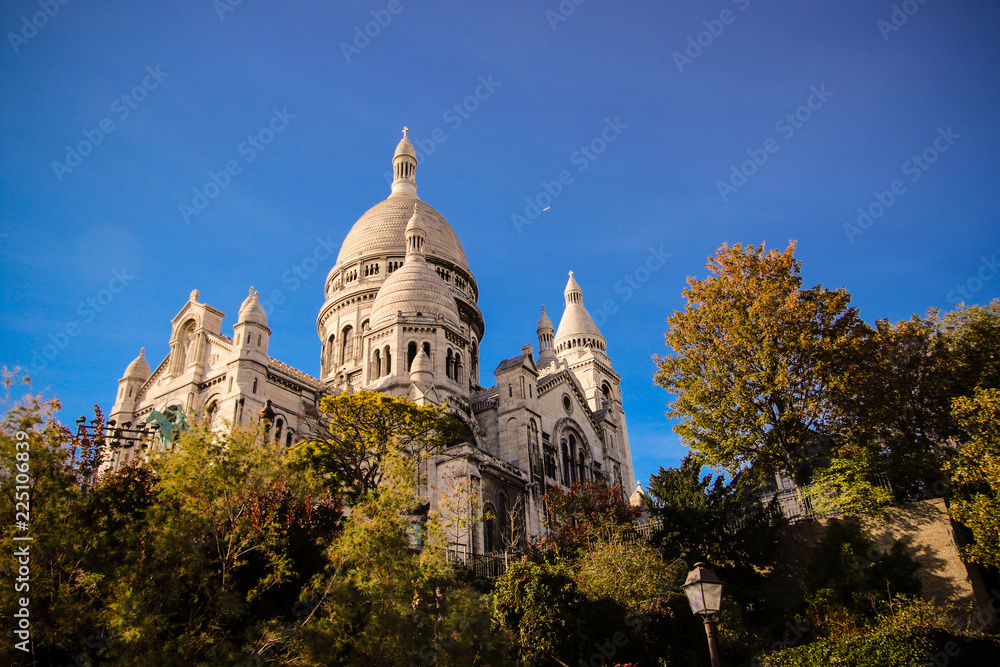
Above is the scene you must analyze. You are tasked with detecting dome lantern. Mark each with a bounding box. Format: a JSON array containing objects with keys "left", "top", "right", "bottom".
[{"left": 391, "top": 126, "right": 418, "bottom": 197}]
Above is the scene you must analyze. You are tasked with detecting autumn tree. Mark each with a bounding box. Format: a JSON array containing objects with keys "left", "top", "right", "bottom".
[
  {"left": 946, "top": 387, "right": 1000, "bottom": 571},
  {"left": 654, "top": 242, "right": 866, "bottom": 483},
  {"left": 289, "top": 390, "right": 464, "bottom": 504},
  {"left": 540, "top": 480, "right": 640, "bottom": 554},
  {"left": 280, "top": 447, "right": 511, "bottom": 666}
]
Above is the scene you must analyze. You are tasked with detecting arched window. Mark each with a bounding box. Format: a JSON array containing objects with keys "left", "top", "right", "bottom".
[
  {"left": 384, "top": 346, "right": 392, "bottom": 374},
  {"left": 341, "top": 326, "right": 354, "bottom": 364},
  {"left": 373, "top": 349, "right": 382, "bottom": 378},
  {"left": 175, "top": 319, "right": 197, "bottom": 372},
  {"left": 602, "top": 382, "right": 613, "bottom": 403},
  {"left": 422, "top": 342, "right": 431, "bottom": 363},
  {"left": 561, "top": 440, "right": 571, "bottom": 485},
  {"left": 471, "top": 340, "right": 478, "bottom": 380},
  {"left": 454, "top": 352, "right": 462, "bottom": 384},
  {"left": 326, "top": 334, "right": 335, "bottom": 371},
  {"left": 206, "top": 400, "right": 219, "bottom": 428},
  {"left": 498, "top": 493, "right": 508, "bottom": 547},
  {"left": 446, "top": 349, "right": 453, "bottom": 379},
  {"left": 252, "top": 378, "right": 257, "bottom": 394},
  {"left": 578, "top": 450, "right": 587, "bottom": 482},
  {"left": 508, "top": 384, "right": 513, "bottom": 398},
  {"left": 286, "top": 430, "right": 294, "bottom": 447},
  {"left": 483, "top": 502, "right": 497, "bottom": 553},
  {"left": 274, "top": 417, "right": 283, "bottom": 444},
  {"left": 407, "top": 341, "right": 417, "bottom": 370}
]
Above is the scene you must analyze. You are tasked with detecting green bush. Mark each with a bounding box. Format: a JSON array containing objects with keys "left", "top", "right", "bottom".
[{"left": 758, "top": 628, "right": 1000, "bottom": 667}]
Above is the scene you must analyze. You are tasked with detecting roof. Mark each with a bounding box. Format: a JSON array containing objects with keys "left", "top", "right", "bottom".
[
  {"left": 267, "top": 356, "right": 324, "bottom": 391},
  {"left": 123, "top": 348, "right": 150, "bottom": 380},
  {"left": 238, "top": 288, "right": 268, "bottom": 326},
  {"left": 493, "top": 353, "right": 537, "bottom": 374}
]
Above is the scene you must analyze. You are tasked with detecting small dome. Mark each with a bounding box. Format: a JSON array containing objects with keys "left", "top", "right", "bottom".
[
  {"left": 554, "top": 271, "right": 606, "bottom": 351},
  {"left": 370, "top": 210, "right": 460, "bottom": 327},
  {"left": 410, "top": 349, "right": 433, "bottom": 377},
  {"left": 629, "top": 481, "right": 646, "bottom": 507},
  {"left": 123, "top": 347, "right": 150, "bottom": 380},
  {"left": 537, "top": 305, "right": 554, "bottom": 333},
  {"left": 238, "top": 287, "right": 268, "bottom": 326},
  {"left": 394, "top": 133, "right": 416, "bottom": 160}
]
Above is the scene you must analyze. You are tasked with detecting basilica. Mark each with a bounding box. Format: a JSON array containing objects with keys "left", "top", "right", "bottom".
[{"left": 107, "top": 130, "right": 636, "bottom": 555}]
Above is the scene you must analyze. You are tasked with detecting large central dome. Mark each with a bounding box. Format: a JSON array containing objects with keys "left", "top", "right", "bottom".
[{"left": 335, "top": 193, "right": 469, "bottom": 271}]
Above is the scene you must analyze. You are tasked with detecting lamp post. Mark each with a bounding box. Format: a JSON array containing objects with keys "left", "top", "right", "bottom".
[
  {"left": 259, "top": 399, "right": 275, "bottom": 440},
  {"left": 682, "top": 562, "right": 724, "bottom": 667}
]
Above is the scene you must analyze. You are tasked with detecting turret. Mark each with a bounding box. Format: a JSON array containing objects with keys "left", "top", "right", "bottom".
[
  {"left": 234, "top": 287, "right": 270, "bottom": 359},
  {"left": 110, "top": 347, "right": 150, "bottom": 421},
  {"left": 536, "top": 305, "right": 557, "bottom": 367},
  {"left": 553, "top": 271, "right": 607, "bottom": 355},
  {"left": 391, "top": 127, "right": 418, "bottom": 197}
]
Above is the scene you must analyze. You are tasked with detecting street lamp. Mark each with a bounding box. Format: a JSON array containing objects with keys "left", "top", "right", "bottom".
[
  {"left": 682, "top": 562, "right": 724, "bottom": 667},
  {"left": 259, "top": 399, "right": 275, "bottom": 439}
]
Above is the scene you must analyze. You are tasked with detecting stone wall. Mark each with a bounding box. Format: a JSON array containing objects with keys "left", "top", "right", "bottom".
[{"left": 771, "top": 498, "right": 997, "bottom": 631}]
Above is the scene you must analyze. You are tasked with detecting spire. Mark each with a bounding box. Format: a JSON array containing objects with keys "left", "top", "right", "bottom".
[
  {"left": 391, "top": 126, "right": 419, "bottom": 197},
  {"left": 537, "top": 305, "right": 557, "bottom": 366},
  {"left": 404, "top": 203, "right": 427, "bottom": 260},
  {"left": 554, "top": 270, "right": 607, "bottom": 355},
  {"left": 564, "top": 271, "right": 583, "bottom": 305}
]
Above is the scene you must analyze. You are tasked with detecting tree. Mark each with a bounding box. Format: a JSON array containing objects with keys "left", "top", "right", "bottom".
[
  {"left": 281, "top": 446, "right": 510, "bottom": 666},
  {"left": 289, "top": 390, "right": 463, "bottom": 504},
  {"left": 946, "top": 387, "right": 1000, "bottom": 571},
  {"left": 829, "top": 314, "right": 960, "bottom": 502},
  {"left": 821, "top": 301, "right": 1000, "bottom": 504},
  {"left": 540, "top": 480, "right": 640, "bottom": 554},
  {"left": 644, "top": 454, "right": 783, "bottom": 578},
  {"left": 654, "top": 242, "right": 865, "bottom": 483}
]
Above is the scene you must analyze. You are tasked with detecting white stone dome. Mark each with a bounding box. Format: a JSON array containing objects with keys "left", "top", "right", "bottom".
[
  {"left": 370, "top": 206, "right": 460, "bottom": 327},
  {"left": 554, "top": 271, "right": 606, "bottom": 351},
  {"left": 238, "top": 288, "right": 268, "bottom": 326},
  {"left": 335, "top": 194, "right": 469, "bottom": 271},
  {"left": 369, "top": 254, "right": 460, "bottom": 327},
  {"left": 123, "top": 348, "right": 150, "bottom": 380}
]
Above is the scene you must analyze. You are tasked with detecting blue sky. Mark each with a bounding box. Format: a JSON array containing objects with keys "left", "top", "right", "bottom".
[{"left": 2, "top": 0, "right": 998, "bottom": 488}]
